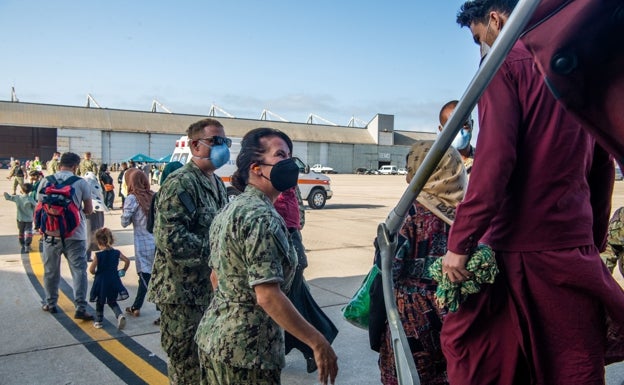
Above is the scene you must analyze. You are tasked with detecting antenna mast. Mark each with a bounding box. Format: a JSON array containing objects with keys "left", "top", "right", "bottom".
[
  {"left": 10, "top": 87, "right": 19, "bottom": 102},
  {"left": 260, "top": 109, "right": 288, "bottom": 122},
  {"left": 307, "top": 113, "right": 337, "bottom": 126},
  {"left": 347, "top": 116, "right": 368, "bottom": 127},
  {"left": 209, "top": 103, "right": 234, "bottom": 118},
  {"left": 151, "top": 99, "right": 172, "bottom": 113},
  {"left": 86, "top": 94, "right": 101, "bottom": 108}
]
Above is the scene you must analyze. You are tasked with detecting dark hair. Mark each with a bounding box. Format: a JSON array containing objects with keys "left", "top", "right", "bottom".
[
  {"left": 231, "top": 127, "right": 293, "bottom": 192},
  {"left": 60, "top": 152, "right": 81, "bottom": 168},
  {"left": 95, "top": 227, "right": 114, "bottom": 248},
  {"left": 187, "top": 118, "right": 223, "bottom": 139},
  {"left": 456, "top": 0, "right": 518, "bottom": 27},
  {"left": 439, "top": 100, "right": 459, "bottom": 125},
  {"left": 22, "top": 183, "right": 33, "bottom": 194}
]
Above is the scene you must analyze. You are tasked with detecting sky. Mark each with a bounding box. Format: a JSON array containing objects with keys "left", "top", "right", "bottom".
[{"left": 1, "top": 1, "right": 482, "bottom": 133}]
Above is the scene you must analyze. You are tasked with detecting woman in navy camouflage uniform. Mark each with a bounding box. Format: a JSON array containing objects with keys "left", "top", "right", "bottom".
[{"left": 195, "top": 127, "right": 338, "bottom": 385}]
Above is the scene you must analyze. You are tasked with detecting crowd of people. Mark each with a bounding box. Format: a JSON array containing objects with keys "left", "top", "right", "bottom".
[{"left": 4, "top": 1, "right": 624, "bottom": 384}]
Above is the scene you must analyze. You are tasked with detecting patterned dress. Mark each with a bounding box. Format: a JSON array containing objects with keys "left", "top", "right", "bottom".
[
  {"left": 379, "top": 202, "right": 449, "bottom": 385},
  {"left": 89, "top": 249, "right": 129, "bottom": 303}
]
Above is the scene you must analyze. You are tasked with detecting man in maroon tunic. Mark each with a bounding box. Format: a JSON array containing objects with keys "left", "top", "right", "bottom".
[{"left": 440, "top": 1, "right": 624, "bottom": 384}]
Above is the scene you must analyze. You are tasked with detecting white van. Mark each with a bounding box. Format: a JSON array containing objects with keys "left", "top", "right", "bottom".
[
  {"left": 378, "top": 165, "right": 398, "bottom": 175},
  {"left": 170, "top": 136, "right": 333, "bottom": 209}
]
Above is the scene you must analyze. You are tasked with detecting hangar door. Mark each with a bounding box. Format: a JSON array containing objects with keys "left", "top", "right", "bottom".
[
  {"left": 150, "top": 134, "right": 181, "bottom": 161},
  {"left": 101, "top": 132, "right": 149, "bottom": 164},
  {"left": 0, "top": 125, "right": 56, "bottom": 165},
  {"left": 102, "top": 132, "right": 180, "bottom": 164}
]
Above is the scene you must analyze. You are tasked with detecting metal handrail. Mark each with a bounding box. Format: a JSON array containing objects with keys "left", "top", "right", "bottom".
[{"left": 377, "top": 1, "right": 543, "bottom": 383}]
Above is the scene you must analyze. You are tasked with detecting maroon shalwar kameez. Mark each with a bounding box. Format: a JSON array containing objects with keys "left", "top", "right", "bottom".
[{"left": 441, "top": 41, "right": 624, "bottom": 385}]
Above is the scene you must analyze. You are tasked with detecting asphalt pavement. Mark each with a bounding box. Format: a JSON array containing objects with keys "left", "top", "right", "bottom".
[{"left": 0, "top": 170, "right": 622, "bottom": 384}]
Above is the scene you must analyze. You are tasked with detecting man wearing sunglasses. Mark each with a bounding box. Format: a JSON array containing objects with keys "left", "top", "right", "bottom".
[{"left": 147, "top": 118, "right": 230, "bottom": 384}]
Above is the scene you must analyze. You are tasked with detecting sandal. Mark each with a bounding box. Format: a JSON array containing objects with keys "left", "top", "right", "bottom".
[
  {"left": 125, "top": 307, "right": 140, "bottom": 317},
  {"left": 153, "top": 317, "right": 160, "bottom": 326},
  {"left": 42, "top": 304, "right": 58, "bottom": 314}
]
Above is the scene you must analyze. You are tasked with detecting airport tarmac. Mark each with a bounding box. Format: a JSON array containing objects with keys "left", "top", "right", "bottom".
[{"left": 0, "top": 170, "right": 622, "bottom": 384}]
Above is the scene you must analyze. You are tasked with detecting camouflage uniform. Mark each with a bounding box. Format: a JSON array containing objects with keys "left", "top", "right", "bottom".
[
  {"left": 8, "top": 162, "right": 25, "bottom": 194},
  {"left": 78, "top": 159, "right": 97, "bottom": 176},
  {"left": 601, "top": 207, "right": 624, "bottom": 276},
  {"left": 147, "top": 161, "right": 228, "bottom": 384},
  {"left": 46, "top": 158, "right": 59, "bottom": 174},
  {"left": 195, "top": 185, "right": 297, "bottom": 384}
]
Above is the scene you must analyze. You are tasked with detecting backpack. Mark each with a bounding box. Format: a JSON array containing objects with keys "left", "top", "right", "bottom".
[{"left": 34, "top": 175, "right": 82, "bottom": 245}]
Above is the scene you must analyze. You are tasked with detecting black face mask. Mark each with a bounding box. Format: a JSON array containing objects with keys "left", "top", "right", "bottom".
[{"left": 260, "top": 158, "right": 299, "bottom": 192}]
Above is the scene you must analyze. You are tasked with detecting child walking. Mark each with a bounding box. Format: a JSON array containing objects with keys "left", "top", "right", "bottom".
[
  {"left": 88, "top": 228, "right": 130, "bottom": 329},
  {"left": 4, "top": 183, "right": 36, "bottom": 253}
]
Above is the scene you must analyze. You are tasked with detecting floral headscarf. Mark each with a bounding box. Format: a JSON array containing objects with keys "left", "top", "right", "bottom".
[{"left": 405, "top": 140, "right": 467, "bottom": 225}]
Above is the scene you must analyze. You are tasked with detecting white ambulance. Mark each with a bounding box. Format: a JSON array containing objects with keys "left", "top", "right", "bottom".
[{"left": 170, "top": 136, "right": 333, "bottom": 209}]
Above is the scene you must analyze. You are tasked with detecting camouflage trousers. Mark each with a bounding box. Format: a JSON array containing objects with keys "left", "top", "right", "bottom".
[
  {"left": 600, "top": 207, "right": 624, "bottom": 276},
  {"left": 159, "top": 303, "right": 206, "bottom": 385},
  {"left": 601, "top": 243, "right": 624, "bottom": 276},
  {"left": 198, "top": 350, "right": 281, "bottom": 385},
  {"left": 12, "top": 176, "right": 24, "bottom": 194}
]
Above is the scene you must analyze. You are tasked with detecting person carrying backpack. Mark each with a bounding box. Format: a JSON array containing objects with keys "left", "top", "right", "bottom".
[{"left": 36, "top": 152, "right": 95, "bottom": 320}]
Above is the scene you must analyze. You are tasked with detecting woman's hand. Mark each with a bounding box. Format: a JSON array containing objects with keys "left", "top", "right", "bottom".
[
  {"left": 311, "top": 340, "right": 338, "bottom": 385},
  {"left": 255, "top": 283, "right": 339, "bottom": 384}
]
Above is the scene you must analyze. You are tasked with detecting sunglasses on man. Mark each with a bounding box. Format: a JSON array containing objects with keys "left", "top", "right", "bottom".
[{"left": 196, "top": 136, "right": 232, "bottom": 148}]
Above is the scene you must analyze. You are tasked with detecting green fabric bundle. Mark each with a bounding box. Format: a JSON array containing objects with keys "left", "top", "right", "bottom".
[{"left": 429, "top": 245, "right": 498, "bottom": 312}]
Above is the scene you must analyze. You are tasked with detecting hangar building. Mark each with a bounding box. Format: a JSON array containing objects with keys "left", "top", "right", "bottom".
[{"left": 0, "top": 100, "right": 436, "bottom": 173}]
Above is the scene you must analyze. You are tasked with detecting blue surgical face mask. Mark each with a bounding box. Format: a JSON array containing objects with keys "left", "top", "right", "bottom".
[
  {"left": 194, "top": 141, "right": 230, "bottom": 169},
  {"left": 452, "top": 128, "right": 472, "bottom": 151}
]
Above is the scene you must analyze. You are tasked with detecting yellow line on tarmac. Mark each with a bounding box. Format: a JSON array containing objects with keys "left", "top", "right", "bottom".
[{"left": 30, "top": 237, "right": 168, "bottom": 384}]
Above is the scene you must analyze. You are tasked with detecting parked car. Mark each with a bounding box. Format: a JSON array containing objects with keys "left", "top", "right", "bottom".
[
  {"left": 310, "top": 164, "right": 336, "bottom": 174},
  {"left": 378, "top": 165, "right": 398, "bottom": 175},
  {"left": 355, "top": 167, "right": 377, "bottom": 175},
  {"left": 616, "top": 164, "right": 623, "bottom": 181},
  {"left": 397, "top": 167, "right": 408, "bottom": 175}
]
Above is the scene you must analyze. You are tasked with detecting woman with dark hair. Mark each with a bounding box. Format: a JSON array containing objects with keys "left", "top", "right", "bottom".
[
  {"left": 120, "top": 168, "right": 156, "bottom": 320},
  {"left": 98, "top": 163, "right": 115, "bottom": 210},
  {"left": 195, "top": 127, "right": 338, "bottom": 385}
]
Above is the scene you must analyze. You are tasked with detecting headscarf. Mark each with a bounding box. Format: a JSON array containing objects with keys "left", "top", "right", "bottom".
[
  {"left": 405, "top": 140, "right": 467, "bottom": 225},
  {"left": 124, "top": 168, "right": 153, "bottom": 216},
  {"left": 83, "top": 171, "right": 108, "bottom": 212},
  {"left": 160, "top": 161, "right": 183, "bottom": 185}
]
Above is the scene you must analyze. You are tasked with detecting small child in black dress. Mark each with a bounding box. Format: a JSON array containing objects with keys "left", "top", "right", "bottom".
[{"left": 88, "top": 227, "right": 130, "bottom": 329}]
